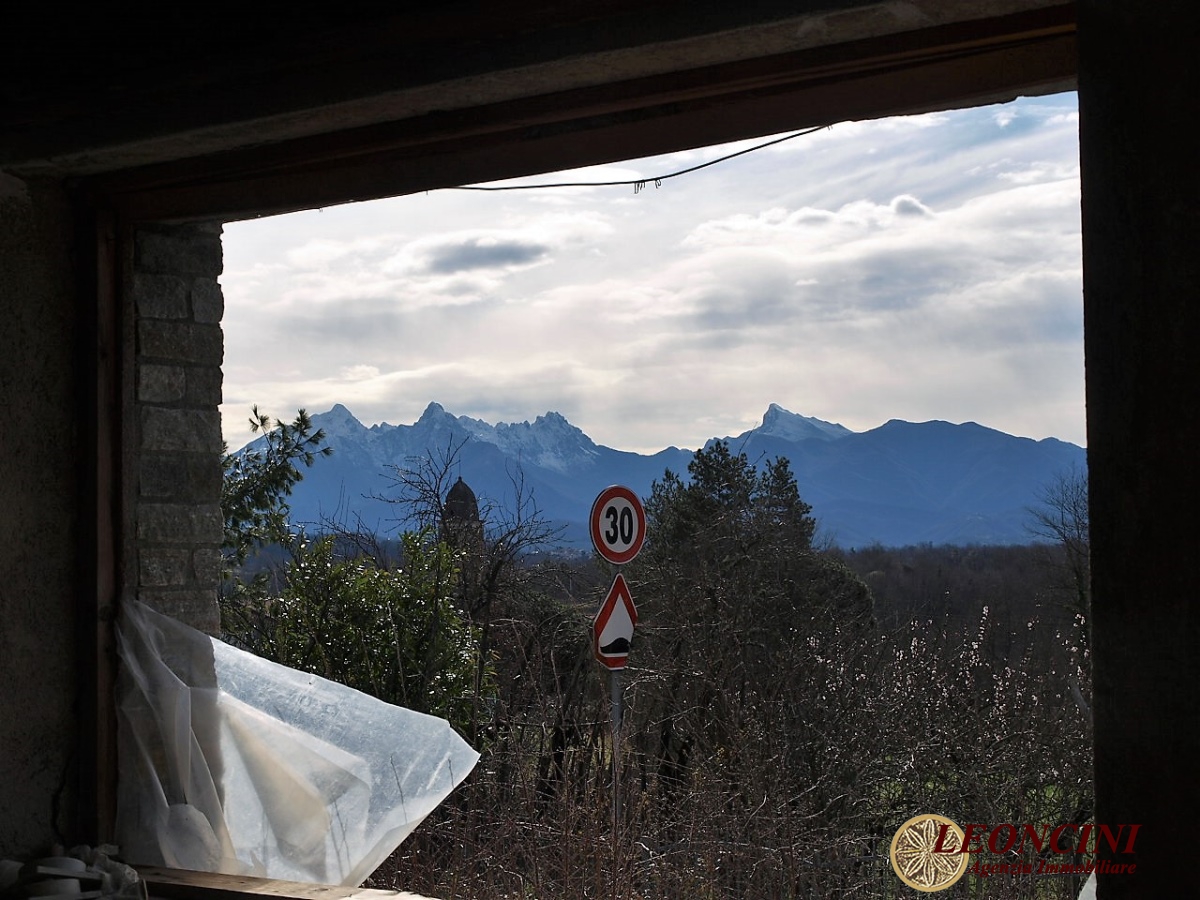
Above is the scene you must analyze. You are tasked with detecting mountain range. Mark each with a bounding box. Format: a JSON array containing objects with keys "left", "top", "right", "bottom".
[{"left": 254, "top": 402, "right": 1086, "bottom": 550}]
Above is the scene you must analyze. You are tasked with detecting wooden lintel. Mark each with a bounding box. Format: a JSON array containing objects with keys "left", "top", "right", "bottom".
[
  {"left": 75, "top": 203, "right": 121, "bottom": 846},
  {"left": 95, "top": 29, "right": 1076, "bottom": 224},
  {"left": 87, "top": 5, "right": 1076, "bottom": 216},
  {"left": 89, "top": 3, "right": 1076, "bottom": 201}
]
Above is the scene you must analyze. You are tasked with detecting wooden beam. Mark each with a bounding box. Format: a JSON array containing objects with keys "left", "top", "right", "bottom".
[
  {"left": 95, "top": 4, "right": 1076, "bottom": 189},
  {"left": 74, "top": 204, "right": 121, "bottom": 846},
  {"left": 92, "top": 18, "right": 1075, "bottom": 222},
  {"left": 5, "top": 3, "right": 1067, "bottom": 171},
  {"left": 0, "top": 2, "right": 804, "bottom": 164}
]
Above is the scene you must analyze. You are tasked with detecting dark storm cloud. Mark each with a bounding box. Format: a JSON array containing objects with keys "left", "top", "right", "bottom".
[{"left": 424, "top": 238, "right": 550, "bottom": 274}]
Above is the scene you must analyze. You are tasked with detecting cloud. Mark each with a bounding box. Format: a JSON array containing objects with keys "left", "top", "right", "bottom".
[
  {"left": 422, "top": 237, "right": 551, "bottom": 274},
  {"left": 682, "top": 194, "right": 942, "bottom": 253},
  {"left": 284, "top": 236, "right": 389, "bottom": 270},
  {"left": 220, "top": 93, "right": 1085, "bottom": 453},
  {"left": 891, "top": 194, "right": 933, "bottom": 217},
  {"left": 997, "top": 161, "right": 1080, "bottom": 185},
  {"left": 340, "top": 364, "right": 381, "bottom": 381}
]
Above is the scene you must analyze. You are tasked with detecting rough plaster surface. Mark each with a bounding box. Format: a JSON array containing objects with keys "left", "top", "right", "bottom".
[
  {"left": 0, "top": 196, "right": 226, "bottom": 860},
  {"left": 0, "top": 177, "right": 79, "bottom": 857}
]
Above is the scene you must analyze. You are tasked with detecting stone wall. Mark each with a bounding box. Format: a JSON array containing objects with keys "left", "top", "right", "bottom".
[{"left": 130, "top": 223, "right": 224, "bottom": 634}]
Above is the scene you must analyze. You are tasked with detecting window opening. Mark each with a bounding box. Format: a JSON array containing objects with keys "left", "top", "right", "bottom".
[{"left": 214, "top": 93, "right": 1091, "bottom": 899}]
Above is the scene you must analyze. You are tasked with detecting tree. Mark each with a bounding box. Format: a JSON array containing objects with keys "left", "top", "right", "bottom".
[
  {"left": 637, "top": 441, "right": 861, "bottom": 631},
  {"left": 218, "top": 409, "right": 492, "bottom": 734},
  {"left": 626, "top": 441, "right": 872, "bottom": 813},
  {"left": 222, "top": 531, "right": 487, "bottom": 732},
  {"left": 221, "top": 406, "right": 332, "bottom": 566},
  {"left": 647, "top": 442, "right": 817, "bottom": 565},
  {"left": 1027, "top": 465, "right": 1090, "bottom": 619},
  {"left": 378, "top": 440, "right": 565, "bottom": 741},
  {"left": 378, "top": 438, "right": 563, "bottom": 614}
]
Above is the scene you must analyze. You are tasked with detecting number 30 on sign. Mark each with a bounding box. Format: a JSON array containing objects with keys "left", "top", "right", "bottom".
[{"left": 590, "top": 485, "right": 647, "bottom": 565}]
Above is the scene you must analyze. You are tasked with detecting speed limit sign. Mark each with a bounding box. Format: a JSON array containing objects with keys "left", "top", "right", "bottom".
[{"left": 590, "top": 485, "right": 646, "bottom": 565}]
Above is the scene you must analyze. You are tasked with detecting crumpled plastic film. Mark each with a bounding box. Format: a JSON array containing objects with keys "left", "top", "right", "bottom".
[{"left": 115, "top": 601, "right": 479, "bottom": 886}]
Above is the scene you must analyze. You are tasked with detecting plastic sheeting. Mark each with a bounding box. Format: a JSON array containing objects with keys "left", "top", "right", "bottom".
[{"left": 115, "top": 601, "right": 479, "bottom": 886}]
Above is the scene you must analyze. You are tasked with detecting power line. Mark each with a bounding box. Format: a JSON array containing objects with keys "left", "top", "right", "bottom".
[{"left": 447, "top": 125, "right": 831, "bottom": 193}]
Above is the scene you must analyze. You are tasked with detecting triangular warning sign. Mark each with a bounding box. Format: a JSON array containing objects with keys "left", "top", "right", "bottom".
[{"left": 593, "top": 573, "right": 638, "bottom": 669}]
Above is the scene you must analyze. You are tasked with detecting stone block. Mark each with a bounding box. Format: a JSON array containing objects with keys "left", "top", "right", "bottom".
[
  {"left": 140, "top": 549, "right": 190, "bottom": 586},
  {"left": 192, "top": 547, "right": 225, "bottom": 588},
  {"left": 137, "top": 589, "right": 220, "bottom": 635},
  {"left": 140, "top": 453, "right": 223, "bottom": 500},
  {"left": 191, "top": 278, "right": 224, "bottom": 324},
  {"left": 141, "top": 407, "right": 222, "bottom": 453},
  {"left": 131, "top": 273, "right": 189, "bottom": 319},
  {"left": 137, "top": 503, "right": 223, "bottom": 544},
  {"left": 138, "top": 364, "right": 186, "bottom": 403},
  {"left": 136, "top": 227, "right": 223, "bottom": 277},
  {"left": 138, "top": 320, "right": 223, "bottom": 365},
  {"left": 186, "top": 366, "right": 223, "bottom": 406}
]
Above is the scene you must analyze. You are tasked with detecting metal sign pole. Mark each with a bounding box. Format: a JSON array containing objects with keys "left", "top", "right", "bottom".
[
  {"left": 589, "top": 486, "right": 645, "bottom": 896},
  {"left": 611, "top": 667, "right": 622, "bottom": 839},
  {"left": 610, "top": 666, "right": 622, "bottom": 899}
]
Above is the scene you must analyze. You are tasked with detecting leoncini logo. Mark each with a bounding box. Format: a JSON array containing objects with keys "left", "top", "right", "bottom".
[{"left": 889, "top": 813, "right": 1141, "bottom": 892}]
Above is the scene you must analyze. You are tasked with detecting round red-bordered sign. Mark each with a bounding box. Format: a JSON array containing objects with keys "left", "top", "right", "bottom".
[{"left": 589, "top": 485, "right": 647, "bottom": 565}]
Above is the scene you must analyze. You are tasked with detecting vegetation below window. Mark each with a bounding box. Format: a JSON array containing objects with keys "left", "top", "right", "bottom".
[{"left": 221, "top": 414, "right": 1091, "bottom": 899}]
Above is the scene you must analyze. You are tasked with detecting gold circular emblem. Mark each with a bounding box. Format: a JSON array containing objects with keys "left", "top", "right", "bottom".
[{"left": 890, "top": 814, "right": 969, "bottom": 892}]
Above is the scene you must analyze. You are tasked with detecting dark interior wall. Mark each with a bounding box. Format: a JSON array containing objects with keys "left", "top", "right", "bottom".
[
  {"left": 1078, "top": 2, "right": 1200, "bottom": 897},
  {"left": 0, "top": 197, "right": 227, "bottom": 858},
  {"left": 0, "top": 175, "right": 81, "bottom": 856}
]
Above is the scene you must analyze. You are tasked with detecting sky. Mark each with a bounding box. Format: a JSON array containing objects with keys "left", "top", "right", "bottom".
[{"left": 220, "top": 91, "right": 1083, "bottom": 455}]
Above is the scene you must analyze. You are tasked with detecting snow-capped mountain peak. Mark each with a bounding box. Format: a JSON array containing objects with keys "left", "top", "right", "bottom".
[
  {"left": 311, "top": 403, "right": 368, "bottom": 439},
  {"left": 416, "top": 401, "right": 455, "bottom": 425},
  {"left": 734, "top": 403, "right": 854, "bottom": 444},
  {"left": 484, "top": 411, "right": 600, "bottom": 473},
  {"left": 256, "top": 402, "right": 1085, "bottom": 549}
]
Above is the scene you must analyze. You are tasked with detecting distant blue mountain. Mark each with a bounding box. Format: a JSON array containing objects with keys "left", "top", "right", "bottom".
[{"left": 252, "top": 402, "right": 1085, "bottom": 550}]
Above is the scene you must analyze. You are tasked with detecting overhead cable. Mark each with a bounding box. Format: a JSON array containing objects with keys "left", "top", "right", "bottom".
[{"left": 447, "top": 124, "right": 831, "bottom": 193}]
